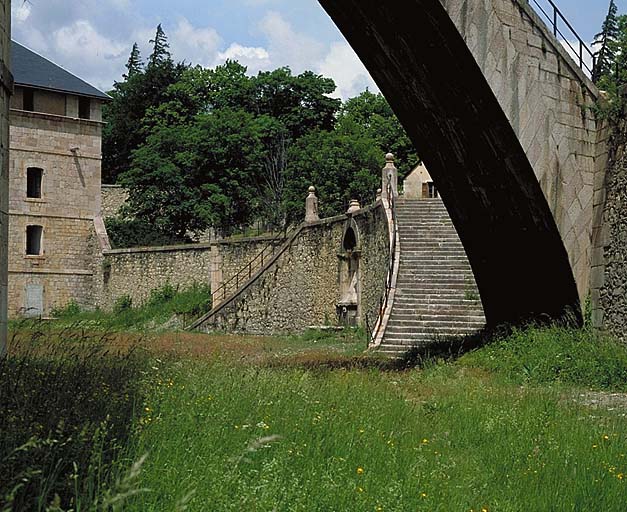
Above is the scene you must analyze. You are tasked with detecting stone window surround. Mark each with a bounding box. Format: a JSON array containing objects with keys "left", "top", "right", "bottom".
[{"left": 25, "top": 224, "right": 45, "bottom": 258}]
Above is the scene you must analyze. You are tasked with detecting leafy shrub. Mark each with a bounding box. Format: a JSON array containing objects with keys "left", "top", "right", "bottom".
[
  {"left": 147, "top": 283, "right": 177, "bottom": 306},
  {"left": 113, "top": 295, "right": 133, "bottom": 314},
  {"left": 105, "top": 217, "right": 188, "bottom": 249},
  {"left": 51, "top": 299, "right": 82, "bottom": 318}
]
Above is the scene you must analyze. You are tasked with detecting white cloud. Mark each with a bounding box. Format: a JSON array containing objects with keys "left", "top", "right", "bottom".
[
  {"left": 258, "top": 11, "right": 325, "bottom": 72},
  {"left": 52, "top": 20, "right": 127, "bottom": 90},
  {"left": 217, "top": 43, "right": 271, "bottom": 72},
  {"left": 169, "top": 18, "right": 221, "bottom": 67},
  {"left": 255, "top": 11, "right": 376, "bottom": 99},
  {"left": 12, "top": 2, "right": 31, "bottom": 23},
  {"left": 317, "top": 41, "right": 378, "bottom": 100}
]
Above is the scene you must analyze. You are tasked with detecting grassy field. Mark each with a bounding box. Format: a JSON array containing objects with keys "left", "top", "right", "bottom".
[{"left": 3, "top": 321, "right": 627, "bottom": 511}]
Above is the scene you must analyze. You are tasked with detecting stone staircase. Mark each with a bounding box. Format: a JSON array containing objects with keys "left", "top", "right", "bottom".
[{"left": 377, "top": 198, "right": 486, "bottom": 356}]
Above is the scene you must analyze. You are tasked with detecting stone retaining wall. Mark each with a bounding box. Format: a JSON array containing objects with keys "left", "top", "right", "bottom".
[
  {"left": 100, "top": 235, "right": 275, "bottom": 310},
  {"left": 101, "top": 184, "right": 128, "bottom": 219},
  {"left": 597, "top": 121, "right": 627, "bottom": 341},
  {"left": 196, "top": 202, "right": 389, "bottom": 334}
]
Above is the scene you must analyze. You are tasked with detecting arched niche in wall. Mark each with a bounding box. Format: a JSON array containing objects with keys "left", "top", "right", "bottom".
[{"left": 337, "top": 218, "right": 361, "bottom": 325}]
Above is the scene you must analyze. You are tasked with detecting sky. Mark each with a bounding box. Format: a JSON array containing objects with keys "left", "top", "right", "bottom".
[{"left": 10, "top": 0, "right": 626, "bottom": 100}]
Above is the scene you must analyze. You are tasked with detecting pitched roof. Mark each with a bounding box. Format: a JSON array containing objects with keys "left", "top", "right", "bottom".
[{"left": 11, "top": 41, "right": 110, "bottom": 100}]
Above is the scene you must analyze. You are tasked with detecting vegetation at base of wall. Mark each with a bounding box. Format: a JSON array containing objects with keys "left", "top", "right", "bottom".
[
  {"left": 115, "top": 325, "right": 627, "bottom": 511},
  {"left": 105, "top": 217, "right": 188, "bottom": 249},
  {"left": 47, "top": 283, "right": 212, "bottom": 331},
  {"left": 0, "top": 331, "right": 147, "bottom": 511},
  {"left": 460, "top": 324, "right": 627, "bottom": 391}
]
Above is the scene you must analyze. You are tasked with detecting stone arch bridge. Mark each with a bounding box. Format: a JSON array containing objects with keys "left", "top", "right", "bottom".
[{"left": 319, "top": 0, "right": 609, "bottom": 328}]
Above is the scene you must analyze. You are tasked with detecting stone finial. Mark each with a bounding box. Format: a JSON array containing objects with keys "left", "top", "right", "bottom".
[
  {"left": 376, "top": 188, "right": 382, "bottom": 200},
  {"left": 305, "top": 185, "right": 319, "bottom": 223},
  {"left": 382, "top": 152, "right": 399, "bottom": 199},
  {"left": 346, "top": 199, "right": 361, "bottom": 214}
]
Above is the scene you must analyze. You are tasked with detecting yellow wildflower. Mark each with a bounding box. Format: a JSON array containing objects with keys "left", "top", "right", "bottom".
[
  {"left": 421, "top": 438, "right": 429, "bottom": 444},
  {"left": 357, "top": 467, "right": 364, "bottom": 475}
]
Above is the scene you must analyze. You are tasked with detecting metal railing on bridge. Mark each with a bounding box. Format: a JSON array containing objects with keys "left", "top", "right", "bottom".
[{"left": 529, "top": 0, "right": 596, "bottom": 77}]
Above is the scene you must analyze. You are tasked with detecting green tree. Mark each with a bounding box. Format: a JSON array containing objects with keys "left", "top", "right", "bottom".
[
  {"left": 102, "top": 26, "right": 185, "bottom": 183},
  {"left": 148, "top": 24, "right": 171, "bottom": 67},
  {"left": 337, "top": 90, "right": 419, "bottom": 178},
  {"left": 120, "top": 108, "right": 272, "bottom": 237},
  {"left": 124, "top": 43, "right": 143, "bottom": 80},
  {"left": 283, "top": 129, "right": 381, "bottom": 224},
  {"left": 593, "top": 0, "right": 619, "bottom": 84}
]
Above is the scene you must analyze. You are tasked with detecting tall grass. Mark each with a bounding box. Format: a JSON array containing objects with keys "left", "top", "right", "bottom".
[
  {"left": 461, "top": 325, "right": 627, "bottom": 390},
  {"left": 0, "top": 328, "right": 147, "bottom": 511},
  {"left": 120, "top": 327, "right": 627, "bottom": 511}
]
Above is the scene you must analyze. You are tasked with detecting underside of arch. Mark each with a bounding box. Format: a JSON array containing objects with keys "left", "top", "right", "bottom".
[{"left": 318, "top": 0, "right": 581, "bottom": 327}]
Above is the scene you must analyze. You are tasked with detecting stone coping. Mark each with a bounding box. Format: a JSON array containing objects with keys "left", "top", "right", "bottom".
[
  {"left": 304, "top": 200, "right": 382, "bottom": 228},
  {"left": 101, "top": 184, "right": 124, "bottom": 189},
  {"left": 104, "top": 201, "right": 383, "bottom": 256},
  {"left": 10, "top": 108, "right": 106, "bottom": 126},
  {"left": 103, "top": 234, "right": 281, "bottom": 256},
  {"left": 516, "top": 0, "right": 598, "bottom": 97}
]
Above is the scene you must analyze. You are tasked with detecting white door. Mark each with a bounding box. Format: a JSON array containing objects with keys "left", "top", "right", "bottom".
[{"left": 24, "top": 284, "right": 44, "bottom": 317}]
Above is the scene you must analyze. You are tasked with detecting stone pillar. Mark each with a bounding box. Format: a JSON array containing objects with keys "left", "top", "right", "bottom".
[
  {"left": 0, "top": 1, "right": 10, "bottom": 357},
  {"left": 376, "top": 188, "right": 382, "bottom": 201},
  {"left": 382, "top": 152, "right": 398, "bottom": 199},
  {"left": 305, "top": 186, "right": 319, "bottom": 223}
]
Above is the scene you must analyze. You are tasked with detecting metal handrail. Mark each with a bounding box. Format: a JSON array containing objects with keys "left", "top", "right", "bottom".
[
  {"left": 529, "top": 0, "right": 596, "bottom": 76},
  {"left": 210, "top": 228, "right": 292, "bottom": 308},
  {"left": 370, "top": 176, "right": 397, "bottom": 345}
]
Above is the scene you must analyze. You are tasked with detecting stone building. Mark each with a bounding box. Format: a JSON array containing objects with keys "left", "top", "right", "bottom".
[
  {"left": 8, "top": 41, "right": 110, "bottom": 317},
  {"left": 403, "top": 163, "right": 439, "bottom": 199}
]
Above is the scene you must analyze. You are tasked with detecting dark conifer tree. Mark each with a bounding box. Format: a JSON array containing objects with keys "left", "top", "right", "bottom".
[
  {"left": 593, "top": 0, "right": 619, "bottom": 83},
  {"left": 123, "top": 43, "right": 143, "bottom": 80},
  {"left": 148, "top": 24, "right": 171, "bottom": 66}
]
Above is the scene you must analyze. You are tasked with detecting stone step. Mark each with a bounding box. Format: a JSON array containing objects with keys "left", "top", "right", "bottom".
[
  {"left": 396, "top": 269, "right": 475, "bottom": 277},
  {"left": 390, "top": 313, "right": 486, "bottom": 324},
  {"left": 396, "top": 283, "right": 477, "bottom": 292},
  {"left": 400, "top": 243, "right": 463, "bottom": 248},
  {"left": 392, "top": 301, "right": 483, "bottom": 316},
  {"left": 386, "top": 321, "right": 484, "bottom": 332},
  {"left": 399, "top": 256, "right": 469, "bottom": 264},
  {"left": 394, "top": 289, "right": 478, "bottom": 297},
  {"left": 393, "top": 300, "right": 482, "bottom": 309}
]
